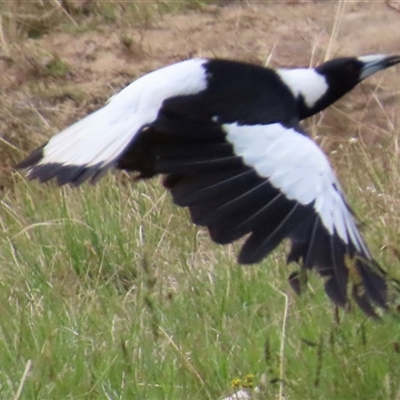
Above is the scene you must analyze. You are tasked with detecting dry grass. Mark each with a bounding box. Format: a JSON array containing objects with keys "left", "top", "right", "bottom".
[{"left": 0, "top": 0, "right": 215, "bottom": 192}]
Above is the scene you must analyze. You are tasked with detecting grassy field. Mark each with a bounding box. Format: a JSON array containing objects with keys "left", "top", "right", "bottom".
[
  {"left": 1, "top": 1, "right": 400, "bottom": 399},
  {"left": 2, "top": 155, "right": 400, "bottom": 400},
  {"left": 2, "top": 170, "right": 400, "bottom": 400}
]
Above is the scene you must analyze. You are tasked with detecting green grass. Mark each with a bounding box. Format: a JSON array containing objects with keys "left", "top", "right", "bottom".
[
  {"left": 2, "top": 162, "right": 400, "bottom": 399},
  {"left": 1, "top": 3, "right": 400, "bottom": 398}
]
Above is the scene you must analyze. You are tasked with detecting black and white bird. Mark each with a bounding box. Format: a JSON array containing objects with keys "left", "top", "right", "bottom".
[{"left": 18, "top": 54, "right": 400, "bottom": 317}]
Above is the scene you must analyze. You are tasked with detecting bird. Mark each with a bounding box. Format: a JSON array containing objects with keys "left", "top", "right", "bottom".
[{"left": 18, "top": 53, "right": 400, "bottom": 317}]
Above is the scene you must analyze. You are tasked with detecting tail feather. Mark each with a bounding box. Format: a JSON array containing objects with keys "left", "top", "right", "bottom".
[
  {"left": 19, "top": 107, "right": 145, "bottom": 185},
  {"left": 16, "top": 145, "right": 46, "bottom": 169}
]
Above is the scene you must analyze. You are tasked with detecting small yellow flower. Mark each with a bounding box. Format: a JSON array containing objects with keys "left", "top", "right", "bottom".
[
  {"left": 242, "top": 374, "right": 254, "bottom": 388},
  {"left": 230, "top": 374, "right": 255, "bottom": 389},
  {"left": 230, "top": 378, "right": 242, "bottom": 388}
]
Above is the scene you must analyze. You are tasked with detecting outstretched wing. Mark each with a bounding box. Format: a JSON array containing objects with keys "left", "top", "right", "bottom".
[{"left": 150, "top": 119, "right": 387, "bottom": 316}]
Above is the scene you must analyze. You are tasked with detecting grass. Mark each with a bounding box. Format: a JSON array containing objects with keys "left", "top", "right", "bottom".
[
  {"left": 0, "top": 0, "right": 209, "bottom": 44},
  {"left": 1, "top": 1, "right": 400, "bottom": 399},
  {"left": 2, "top": 150, "right": 400, "bottom": 399}
]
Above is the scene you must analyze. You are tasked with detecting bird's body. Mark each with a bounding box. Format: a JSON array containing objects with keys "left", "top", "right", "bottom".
[{"left": 19, "top": 54, "right": 400, "bottom": 317}]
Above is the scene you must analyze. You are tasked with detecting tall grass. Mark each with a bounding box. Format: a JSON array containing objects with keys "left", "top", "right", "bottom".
[
  {"left": 1, "top": 1, "right": 400, "bottom": 399},
  {"left": 2, "top": 152, "right": 400, "bottom": 399}
]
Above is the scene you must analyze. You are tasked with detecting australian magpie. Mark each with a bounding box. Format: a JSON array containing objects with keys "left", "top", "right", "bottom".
[{"left": 18, "top": 54, "right": 400, "bottom": 317}]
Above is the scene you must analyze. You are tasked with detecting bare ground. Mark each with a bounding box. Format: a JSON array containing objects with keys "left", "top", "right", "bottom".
[{"left": 1, "top": 1, "right": 400, "bottom": 189}]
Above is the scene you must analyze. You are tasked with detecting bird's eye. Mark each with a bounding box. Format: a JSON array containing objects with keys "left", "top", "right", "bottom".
[{"left": 346, "top": 62, "right": 359, "bottom": 76}]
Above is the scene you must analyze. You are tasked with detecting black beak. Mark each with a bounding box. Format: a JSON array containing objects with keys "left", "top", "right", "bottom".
[
  {"left": 359, "top": 54, "right": 400, "bottom": 80},
  {"left": 383, "top": 55, "right": 400, "bottom": 68}
]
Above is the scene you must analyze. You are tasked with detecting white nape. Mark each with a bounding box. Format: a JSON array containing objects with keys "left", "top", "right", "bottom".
[{"left": 276, "top": 68, "right": 328, "bottom": 108}]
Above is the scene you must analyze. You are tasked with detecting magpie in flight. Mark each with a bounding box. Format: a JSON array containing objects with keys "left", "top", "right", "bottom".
[{"left": 18, "top": 54, "right": 400, "bottom": 317}]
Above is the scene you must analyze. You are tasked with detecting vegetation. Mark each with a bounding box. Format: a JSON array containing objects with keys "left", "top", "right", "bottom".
[
  {"left": 2, "top": 148, "right": 400, "bottom": 399},
  {"left": 1, "top": 1, "right": 400, "bottom": 399}
]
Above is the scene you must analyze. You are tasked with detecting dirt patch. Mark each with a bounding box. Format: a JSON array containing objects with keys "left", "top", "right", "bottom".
[{"left": 1, "top": 2, "right": 400, "bottom": 190}]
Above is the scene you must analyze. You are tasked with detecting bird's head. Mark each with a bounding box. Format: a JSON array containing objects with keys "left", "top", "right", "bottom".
[
  {"left": 308, "top": 54, "right": 400, "bottom": 117},
  {"left": 280, "top": 54, "right": 400, "bottom": 120},
  {"left": 317, "top": 54, "right": 400, "bottom": 86}
]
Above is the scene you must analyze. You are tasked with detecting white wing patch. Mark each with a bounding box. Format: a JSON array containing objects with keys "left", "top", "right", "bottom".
[
  {"left": 223, "top": 122, "right": 369, "bottom": 255},
  {"left": 37, "top": 58, "right": 209, "bottom": 169},
  {"left": 276, "top": 68, "right": 328, "bottom": 108}
]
